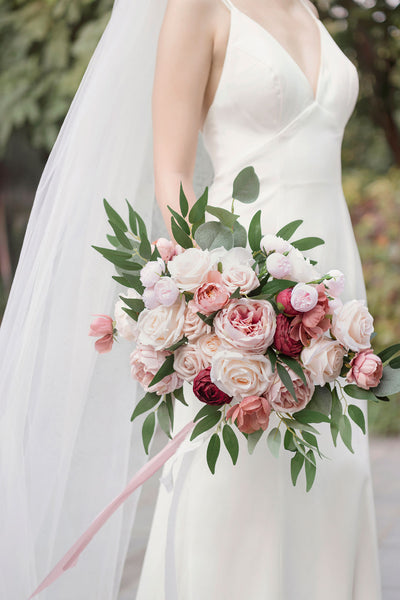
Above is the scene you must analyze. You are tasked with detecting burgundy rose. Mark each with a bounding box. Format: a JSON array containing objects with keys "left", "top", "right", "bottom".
[
  {"left": 276, "top": 288, "right": 300, "bottom": 316},
  {"left": 274, "top": 314, "right": 303, "bottom": 357},
  {"left": 193, "top": 367, "right": 232, "bottom": 406}
]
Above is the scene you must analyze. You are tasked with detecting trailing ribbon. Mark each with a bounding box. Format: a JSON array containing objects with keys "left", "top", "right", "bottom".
[{"left": 27, "top": 419, "right": 196, "bottom": 599}]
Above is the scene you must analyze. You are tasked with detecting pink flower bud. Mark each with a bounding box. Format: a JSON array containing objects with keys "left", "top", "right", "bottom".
[
  {"left": 290, "top": 283, "right": 319, "bottom": 312},
  {"left": 266, "top": 252, "right": 291, "bottom": 279},
  {"left": 153, "top": 276, "right": 180, "bottom": 306},
  {"left": 139, "top": 257, "right": 164, "bottom": 287},
  {"left": 142, "top": 286, "right": 161, "bottom": 310}
]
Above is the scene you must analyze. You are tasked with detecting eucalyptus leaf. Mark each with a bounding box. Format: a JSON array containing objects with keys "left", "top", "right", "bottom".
[
  {"left": 282, "top": 418, "right": 319, "bottom": 434},
  {"left": 130, "top": 392, "right": 160, "bottom": 422},
  {"left": 157, "top": 401, "right": 172, "bottom": 439},
  {"left": 305, "top": 450, "right": 317, "bottom": 491},
  {"left": 222, "top": 424, "right": 239, "bottom": 465},
  {"left": 278, "top": 355, "right": 307, "bottom": 385},
  {"left": 190, "top": 411, "right": 221, "bottom": 441},
  {"left": 125, "top": 199, "right": 138, "bottom": 235},
  {"left": 266, "top": 347, "right": 277, "bottom": 371},
  {"left": 338, "top": 414, "right": 354, "bottom": 453},
  {"left": 267, "top": 427, "right": 281, "bottom": 458},
  {"left": 149, "top": 354, "right": 175, "bottom": 387},
  {"left": 165, "top": 393, "right": 174, "bottom": 430},
  {"left": 291, "top": 237, "right": 325, "bottom": 251},
  {"left": 103, "top": 198, "right": 128, "bottom": 232},
  {"left": 106, "top": 234, "right": 119, "bottom": 248},
  {"left": 348, "top": 404, "right": 366, "bottom": 434},
  {"left": 377, "top": 343, "right": 400, "bottom": 364},
  {"left": 206, "top": 433, "right": 221, "bottom": 474},
  {"left": 330, "top": 422, "right": 339, "bottom": 446},
  {"left": 292, "top": 437, "right": 316, "bottom": 466},
  {"left": 142, "top": 412, "right": 156, "bottom": 455},
  {"left": 291, "top": 452, "right": 305, "bottom": 486},
  {"left": 306, "top": 385, "right": 332, "bottom": 416},
  {"left": 168, "top": 205, "right": 190, "bottom": 235},
  {"left": 233, "top": 220, "right": 247, "bottom": 247},
  {"left": 206, "top": 206, "right": 239, "bottom": 229},
  {"left": 193, "top": 404, "right": 221, "bottom": 423},
  {"left": 173, "top": 386, "right": 188, "bottom": 406},
  {"left": 371, "top": 365, "right": 400, "bottom": 397},
  {"left": 248, "top": 210, "right": 262, "bottom": 252},
  {"left": 135, "top": 212, "right": 152, "bottom": 260},
  {"left": 257, "top": 278, "right": 296, "bottom": 296},
  {"left": 108, "top": 220, "right": 132, "bottom": 249},
  {"left": 165, "top": 336, "right": 188, "bottom": 352},
  {"left": 232, "top": 166, "right": 260, "bottom": 203},
  {"left": 247, "top": 428, "right": 264, "bottom": 454},
  {"left": 120, "top": 296, "right": 145, "bottom": 312},
  {"left": 343, "top": 384, "right": 379, "bottom": 402},
  {"left": 275, "top": 219, "right": 303, "bottom": 241},
  {"left": 389, "top": 356, "right": 400, "bottom": 369},
  {"left": 179, "top": 181, "right": 189, "bottom": 217},
  {"left": 188, "top": 187, "right": 208, "bottom": 224},
  {"left": 294, "top": 409, "right": 330, "bottom": 423},
  {"left": 276, "top": 363, "right": 298, "bottom": 404},
  {"left": 194, "top": 221, "right": 234, "bottom": 251},
  {"left": 283, "top": 428, "right": 296, "bottom": 452},
  {"left": 171, "top": 217, "right": 193, "bottom": 249},
  {"left": 331, "top": 386, "right": 342, "bottom": 425}
]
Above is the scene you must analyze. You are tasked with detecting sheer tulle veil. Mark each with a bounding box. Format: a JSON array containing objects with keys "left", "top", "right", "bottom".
[{"left": 0, "top": 1, "right": 212, "bottom": 597}]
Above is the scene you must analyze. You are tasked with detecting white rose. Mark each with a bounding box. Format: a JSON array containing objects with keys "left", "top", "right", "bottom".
[
  {"left": 221, "top": 264, "right": 259, "bottom": 294},
  {"left": 210, "top": 350, "right": 274, "bottom": 399},
  {"left": 260, "top": 234, "right": 292, "bottom": 254},
  {"left": 331, "top": 299, "right": 374, "bottom": 352},
  {"left": 173, "top": 343, "right": 208, "bottom": 382},
  {"left": 114, "top": 289, "right": 141, "bottom": 341},
  {"left": 286, "top": 247, "right": 321, "bottom": 283},
  {"left": 167, "top": 248, "right": 212, "bottom": 292},
  {"left": 197, "top": 333, "right": 223, "bottom": 366},
  {"left": 137, "top": 296, "right": 186, "bottom": 350},
  {"left": 300, "top": 335, "right": 347, "bottom": 386}
]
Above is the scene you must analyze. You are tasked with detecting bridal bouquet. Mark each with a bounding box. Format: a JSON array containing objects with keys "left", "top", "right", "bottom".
[{"left": 90, "top": 167, "right": 400, "bottom": 491}]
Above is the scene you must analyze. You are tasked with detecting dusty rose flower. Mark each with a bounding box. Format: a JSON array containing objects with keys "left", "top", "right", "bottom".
[
  {"left": 276, "top": 288, "right": 300, "bottom": 316},
  {"left": 193, "top": 281, "right": 230, "bottom": 315},
  {"left": 139, "top": 257, "right": 164, "bottom": 287},
  {"left": 154, "top": 237, "right": 183, "bottom": 262},
  {"left": 324, "top": 269, "right": 346, "bottom": 297},
  {"left": 274, "top": 314, "right": 303, "bottom": 357},
  {"left": 130, "top": 345, "right": 182, "bottom": 395},
  {"left": 89, "top": 314, "right": 114, "bottom": 354},
  {"left": 192, "top": 367, "right": 232, "bottom": 405},
  {"left": 290, "top": 283, "right": 331, "bottom": 346},
  {"left": 221, "top": 264, "right": 259, "bottom": 295},
  {"left": 183, "top": 300, "right": 211, "bottom": 341},
  {"left": 331, "top": 299, "right": 374, "bottom": 352},
  {"left": 173, "top": 343, "right": 208, "bottom": 382},
  {"left": 168, "top": 248, "right": 212, "bottom": 292},
  {"left": 210, "top": 350, "right": 274, "bottom": 398},
  {"left": 153, "top": 276, "right": 180, "bottom": 306},
  {"left": 265, "top": 366, "right": 315, "bottom": 414},
  {"left": 300, "top": 335, "right": 346, "bottom": 386},
  {"left": 137, "top": 297, "right": 186, "bottom": 350},
  {"left": 260, "top": 234, "right": 292, "bottom": 254},
  {"left": 346, "top": 348, "right": 383, "bottom": 390},
  {"left": 290, "top": 283, "right": 319, "bottom": 312},
  {"left": 266, "top": 252, "right": 291, "bottom": 279},
  {"left": 214, "top": 298, "right": 276, "bottom": 354},
  {"left": 197, "top": 333, "right": 223, "bottom": 366},
  {"left": 226, "top": 395, "right": 271, "bottom": 434}
]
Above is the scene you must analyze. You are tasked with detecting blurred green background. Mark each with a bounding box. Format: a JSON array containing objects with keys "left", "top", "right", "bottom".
[{"left": 0, "top": 0, "right": 399, "bottom": 433}]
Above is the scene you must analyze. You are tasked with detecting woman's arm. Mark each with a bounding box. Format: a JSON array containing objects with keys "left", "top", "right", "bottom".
[{"left": 152, "top": 0, "right": 216, "bottom": 237}]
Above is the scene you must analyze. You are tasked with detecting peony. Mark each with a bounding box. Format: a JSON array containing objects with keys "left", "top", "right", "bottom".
[
  {"left": 220, "top": 246, "right": 254, "bottom": 269},
  {"left": 213, "top": 298, "right": 276, "bottom": 354},
  {"left": 182, "top": 300, "right": 211, "bottom": 341},
  {"left": 154, "top": 237, "right": 183, "bottom": 262},
  {"left": 197, "top": 332, "right": 223, "bottom": 366},
  {"left": 286, "top": 247, "right": 321, "bottom": 283},
  {"left": 153, "top": 276, "right": 180, "bottom": 306},
  {"left": 168, "top": 248, "right": 212, "bottom": 292},
  {"left": 88, "top": 314, "right": 114, "bottom": 353},
  {"left": 331, "top": 299, "right": 374, "bottom": 352},
  {"left": 265, "top": 366, "right": 315, "bottom": 414},
  {"left": 328, "top": 296, "right": 343, "bottom": 314},
  {"left": 130, "top": 344, "right": 182, "bottom": 395},
  {"left": 226, "top": 395, "right": 271, "bottom": 434},
  {"left": 274, "top": 314, "right": 303, "bottom": 357},
  {"left": 301, "top": 335, "right": 347, "bottom": 386},
  {"left": 346, "top": 348, "right": 383, "bottom": 390},
  {"left": 324, "top": 269, "right": 345, "bottom": 297},
  {"left": 290, "top": 283, "right": 331, "bottom": 346},
  {"left": 193, "top": 281, "right": 230, "bottom": 315},
  {"left": 193, "top": 367, "right": 232, "bottom": 405},
  {"left": 114, "top": 289, "right": 141, "bottom": 341},
  {"left": 210, "top": 350, "right": 274, "bottom": 398},
  {"left": 137, "top": 297, "right": 186, "bottom": 350},
  {"left": 266, "top": 252, "right": 291, "bottom": 279},
  {"left": 260, "top": 234, "right": 292, "bottom": 255},
  {"left": 276, "top": 288, "right": 300, "bottom": 316},
  {"left": 139, "top": 257, "right": 164, "bottom": 287},
  {"left": 173, "top": 343, "right": 208, "bottom": 382},
  {"left": 221, "top": 264, "right": 259, "bottom": 295},
  {"left": 290, "top": 283, "right": 319, "bottom": 312},
  {"left": 142, "top": 286, "right": 161, "bottom": 310}
]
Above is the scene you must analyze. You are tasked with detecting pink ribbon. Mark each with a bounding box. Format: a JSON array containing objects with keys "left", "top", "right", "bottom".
[{"left": 27, "top": 419, "right": 196, "bottom": 599}]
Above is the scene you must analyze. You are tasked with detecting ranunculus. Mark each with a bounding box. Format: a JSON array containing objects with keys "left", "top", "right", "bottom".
[
  {"left": 130, "top": 345, "right": 182, "bottom": 395},
  {"left": 139, "top": 257, "right": 164, "bottom": 287},
  {"left": 173, "top": 343, "right": 208, "bottom": 382},
  {"left": 274, "top": 314, "right": 303, "bottom": 357},
  {"left": 154, "top": 237, "right": 183, "bottom": 262},
  {"left": 301, "top": 335, "right": 346, "bottom": 386},
  {"left": 331, "top": 299, "right": 374, "bottom": 352},
  {"left": 197, "top": 332, "right": 223, "bottom": 366},
  {"left": 114, "top": 289, "right": 140, "bottom": 341},
  {"left": 324, "top": 269, "right": 345, "bottom": 297},
  {"left": 213, "top": 298, "right": 276, "bottom": 354},
  {"left": 210, "top": 350, "right": 274, "bottom": 398},
  {"left": 290, "top": 283, "right": 319, "bottom": 312},
  {"left": 193, "top": 281, "right": 230, "bottom": 315},
  {"left": 137, "top": 297, "right": 186, "bottom": 350},
  {"left": 142, "top": 286, "right": 161, "bottom": 310},
  {"left": 226, "top": 395, "right": 271, "bottom": 434},
  {"left": 286, "top": 247, "right": 321, "bottom": 283},
  {"left": 193, "top": 367, "right": 232, "bottom": 405},
  {"left": 346, "top": 348, "right": 383, "bottom": 390},
  {"left": 168, "top": 248, "right": 212, "bottom": 292},
  {"left": 265, "top": 366, "right": 315, "bottom": 414},
  {"left": 182, "top": 300, "right": 211, "bottom": 341},
  {"left": 89, "top": 314, "right": 114, "bottom": 353},
  {"left": 266, "top": 252, "right": 291, "bottom": 279},
  {"left": 221, "top": 264, "right": 259, "bottom": 295},
  {"left": 276, "top": 288, "right": 300, "bottom": 316},
  {"left": 260, "top": 234, "right": 292, "bottom": 254},
  {"left": 290, "top": 283, "right": 331, "bottom": 346},
  {"left": 153, "top": 276, "right": 180, "bottom": 306}
]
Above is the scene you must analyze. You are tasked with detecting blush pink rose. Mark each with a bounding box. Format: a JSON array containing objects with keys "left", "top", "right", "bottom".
[
  {"left": 89, "top": 314, "right": 114, "bottom": 354},
  {"left": 290, "top": 283, "right": 330, "bottom": 346},
  {"left": 183, "top": 300, "right": 211, "bottom": 341},
  {"left": 207, "top": 270, "right": 223, "bottom": 284},
  {"left": 265, "top": 366, "right": 315, "bottom": 414},
  {"left": 193, "top": 282, "right": 230, "bottom": 315},
  {"left": 154, "top": 237, "right": 183, "bottom": 262},
  {"left": 226, "top": 395, "right": 271, "bottom": 434},
  {"left": 346, "top": 348, "right": 383, "bottom": 390},
  {"left": 153, "top": 276, "right": 180, "bottom": 306},
  {"left": 130, "top": 344, "right": 182, "bottom": 395}
]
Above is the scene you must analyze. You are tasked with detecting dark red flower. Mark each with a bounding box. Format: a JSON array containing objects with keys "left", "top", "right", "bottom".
[
  {"left": 193, "top": 367, "right": 232, "bottom": 406},
  {"left": 276, "top": 288, "right": 300, "bottom": 316},
  {"left": 273, "top": 314, "right": 303, "bottom": 357}
]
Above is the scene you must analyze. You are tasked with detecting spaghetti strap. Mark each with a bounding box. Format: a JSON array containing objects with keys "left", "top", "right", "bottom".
[{"left": 219, "top": 0, "right": 235, "bottom": 10}]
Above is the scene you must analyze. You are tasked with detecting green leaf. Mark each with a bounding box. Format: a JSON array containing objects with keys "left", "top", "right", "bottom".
[
  {"left": 171, "top": 217, "right": 193, "bottom": 249},
  {"left": 232, "top": 166, "right": 260, "bottom": 203},
  {"left": 330, "top": 422, "right": 339, "bottom": 446},
  {"left": 179, "top": 181, "right": 189, "bottom": 217},
  {"left": 121, "top": 307, "right": 139, "bottom": 321},
  {"left": 194, "top": 221, "right": 234, "bottom": 251},
  {"left": 206, "top": 433, "right": 221, "bottom": 474},
  {"left": 343, "top": 384, "right": 379, "bottom": 402},
  {"left": 165, "top": 336, "right": 188, "bottom": 352},
  {"left": 232, "top": 220, "right": 247, "bottom": 247},
  {"left": 188, "top": 187, "right": 208, "bottom": 224},
  {"left": 283, "top": 428, "right": 296, "bottom": 452},
  {"left": 291, "top": 452, "right": 305, "bottom": 486},
  {"left": 148, "top": 354, "right": 175, "bottom": 387},
  {"left": 222, "top": 424, "right": 239, "bottom": 465},
  {"left": 142, "top": 412, "right": 156, "bottom": 454},
  {"left": 293, "top": 409, "right": 330, "bottom": 423},
  {"left": 173, "top": 386, "right": 188, "bottom": 406},
  {"left": 135, "top": 212, "right": 152, "bottom": 260},
  {"left": 293, "top": 437, "right": 316, "bottom": 466},
  {"left": 130, "top": 392, "right": 160, "bottom": 422},
  {"left": 206, "top": 206, "right": 239, "bottom": 229},
  {"left": 389, "top": 356, "right": 400, "bottom": 369},
  {"left": 266, "top": 348, "right": 277, "bottom": 372},
  {"left": 247, "top": 429, "right": 264, "bottom": 454},
  {"left": 305, "top": 450, "right": 317, "bottom": 491},
  {"left": 157, "top": 401, "right": 172, "bottom": 439},
  {"left": 302, "top": 431, "right": 320, "bottom": 451},
  {"left": 108, "top": 220, "right": 133, "bottom": 250},
  {"left": 371, "top": 365, "right": 400, "bottom": 397},
  {"left": 125, "top": 199, "right": 138, "bottom": 235},
  {"left": 103, "top": 198, "right": 127, "bottom": 232},
  {"left": 331, "top": 386, "right": 342, "bottom": 425},
  {"left": 291, "top": 237, "right": 325, "bottom": 251},
  {"left": 282, "top": 418, "right": 319, "bottom": 434},
  {"left": 107, "top": 234, "right": 120, "bottom": 248},
  {"left": 348, "top": 404, "right": 366, "bottom": 434},
  {"left": 230, "top": 287, "right": 241, "bottom": 299},
  {"left": 377, "top": 343, "right": 400, "bottom": 364},
  {"left": 113, "top": 274, "right": 144, "bottom": 294},
  {"left": 165, "top": 393, "right": 174, "bottom": 430},
  {"left": 276, "top": 363, "right": 298, "bottom": 404},
  {"left": 306, "top": 385, "right": 332, "bottom": 416},
  {"left": 92, "top": 246, "right": 135, "bottom": 269},
  {"left": 278, "top": 355, "right": 307, "bottom": 385},
  {"left": 168, "top": 205, "right": 190, "bottom": 235},
  {"left": 256, "top": 279, "right": 296, "bottom": 296},
  {"left": 193, "top": 404, "right": 221, "bottom": 422},
  {"left": 267, "top": 427, "right": 281, "bottom": 458},
  {"left": 338, "top": 414, "right": 354, "bottom": 453},
  {"left": 248, "top": 209, "right": 262, "bottom": 252},
  {"left": 120, "top": 296, "right": 145, "bottom": 312},
  {"left": 275, "top": 219, "right": 303, "bottom": 241},
  {"left": 190, "top": 411, "right": 222, "bottom": 440}
]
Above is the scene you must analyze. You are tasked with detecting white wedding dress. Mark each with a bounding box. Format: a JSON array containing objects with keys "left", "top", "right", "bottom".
[{"left": 135, "top": 0, "right": 382, "bottom": 598}]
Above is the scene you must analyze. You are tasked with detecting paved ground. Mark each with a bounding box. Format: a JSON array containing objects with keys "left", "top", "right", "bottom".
[{"left": 119, "top": 431, "right": 400, "bottom": 599}]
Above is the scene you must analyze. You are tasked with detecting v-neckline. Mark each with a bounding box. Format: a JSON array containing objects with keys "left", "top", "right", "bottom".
[{"left": 231, "top": 0, "right": 324, "bottom": 103}]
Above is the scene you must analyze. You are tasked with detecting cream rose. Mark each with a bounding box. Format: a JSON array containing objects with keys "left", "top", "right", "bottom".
[
  {"left": 167, "top": 248, "right": 212, "bottom": 292},
  {"left": 266, "top": 366, "right": 315, "bottom": 414},
  {"left": 197, "top": 333, "right": 223, "bottom": 366},
  {"left": 183, "top": 300, "right": 211, "bottom": 341},
  {"left": 210, "top": 350, "right": 274, "bottom": 399},
  {"left": 173, "top": 343, "right": 208, "bottom": 382},
  {"left": 301, "top": 335, "right": 347, "bottom": 386},
  {"left": 114, "top": 288, "right": 141, "bottom": 341},
  {"left": 137, "top": 296, "right": 186, "bottom": 350},
  {"left": 221, "top": 264, "right": 259, "bottom": 294},
  {"left": 331, "top": 299, "right": 374, "bottom": 351}
]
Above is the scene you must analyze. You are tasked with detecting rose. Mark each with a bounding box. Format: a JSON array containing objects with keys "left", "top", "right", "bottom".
[
  {"left": 260, "top": 234, "right": 292, "bottom": 254},
  {"left": 137, "top": 297, "right": 186, "bottom": 350},
  {"left": 290, "top": 283, "right": 319, "bottom": 312},
  {"left": 153, "top": 276, "right": 180, "bottom": 306},
  {"left": 226, "top": 395, "right": 271, "bottom": 434},
  {"left": 220, "top": 246, "right": 254, "bottom": 269},
  {"left": 168, "top": 248, "right": 212, "bottom": 292},
  {"left": 266, "top": 252, "right": 291, "bottom": 279},
  {"left": 114, "top": 289, "right": 140, "bottom": 341},
  {"left": 221, "top": 264, "right": 259, "bottom": 294},
  {"left": 210, "top": 350, "right": 274, "bottom": 398},
  {"left": 213, "top": 298, "right": 276, "bottom": 354},
  {"left": 301, "top": 335, "right": 347, "bottom": 386},
  {"left": 154, "top": 237, "right": 183, "bottom": 262},
  {"left": 276, "top": 288, "right": 300, "bottom": 316},
  {"left": 265, "top": 366, "right": 315, "bottom": 414},
  {"left": 273, "top": 314, "right": 303, "bottom": 357},
  {"left": 193, "top": 281, "right": 230, "bottom": 315},
  {"left": 130, "top": 344, "right": 182, "bottom": 395},
  {"left": 290, "top": 283, "right": 331, "bottom": 346},
  {"left": 182, "top": 300, "right": 211, "bottom": 341},
  {"left": 286, "top": 247, "right": 321, "bottom": 283},
  {"left": 142, "top": 286, "right": 161, "bottom": 310},
  {"left": 331, "top": 299, "right": 374, "bottom": 352},
  {"left": 88, "top": 314, "right": 114, "bottom": 353},
  {"left": 324, "top": 269, "right": 345, "bottom": 297},
  {"left": 197, "top": 333, "right": 223, "bottom": 365},
  {"left": 139, "top": 257, "right": 164, "bottom": 287},
  {"left": 173, "top": 343, "right": 208, "bottom": 382},
  {"left": 346, "top": 348, "right": 383, "bottom": 390},
  {"left": 192, "top": 367, "right": 232, "bottom": 405}
]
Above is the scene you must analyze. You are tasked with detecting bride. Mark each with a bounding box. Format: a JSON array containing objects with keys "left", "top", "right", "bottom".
[{"left": 0, "top": 0, "right": 382, "bottom": 599}]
